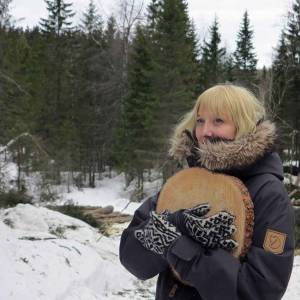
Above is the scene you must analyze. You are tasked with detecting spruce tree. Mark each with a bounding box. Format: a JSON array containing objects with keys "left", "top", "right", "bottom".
[
  {"left": 116, "top": 24, "right": 157, "bottom": 192},
  {"left": 113, "top": 0, "right": 201, "bottom": 187},
  {"left": 272, "top": 0, "right": 300, "bottom": 165},
  {"left": 147, "top": 0, "right": 162, "bottom": 33},
  {"left": 272, "top": 32, "right": 290, "bottom": 115},
  {"left": 80, "top": 0, "right": 102, "bottom": 35},
  {"left": 38, "top": 0, "right": 76, "bottom": 175},
  {"left": 286, "top": 0, "right": 300, "bottom": 64},
  {"left": 22, "top": 27, "right": 49, "bottom": 136},
  {"left": 0, "top": 0, "right": 12, "bottom": 28},
  {"left": 282, "top": 0, "right": 300, "bottom": 161},
  {"left": 224, "top": 53, "right": 235, "bottom": 82},
  {"left": 40, "top": 0, "right": 75, "bottom": 36},
  {"left": 0, "top": 28, "right": 31, "bottom": 142},
  {"left": 200, "top": 17, "right": 226, "bottom": 89},
  {"left": 152, "top": 0, "right": 200, "bottom": 143},
  {"left": 233, "top": 10, "right": 257, "bottom": 88},
  {"left": 74, "top": 0, "right": 106, "bottom": 185}
]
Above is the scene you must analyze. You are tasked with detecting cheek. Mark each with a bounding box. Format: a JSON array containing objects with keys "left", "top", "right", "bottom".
[
  {"left": 195, "top": 127, "right": 203, "bottom": 142},
  {"left": 227, "top": 126, "right": 237, "bottom": 139},
  {"left": 215, "top": 126, "right": 236, "bottom": 139},
  {"left": 195, "top": 125, "right": 236, "bottom": 142}
]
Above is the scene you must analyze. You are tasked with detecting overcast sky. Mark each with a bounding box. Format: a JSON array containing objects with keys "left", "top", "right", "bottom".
[{"left": 10, "top": 0, "right": 292, "bottom": 68}]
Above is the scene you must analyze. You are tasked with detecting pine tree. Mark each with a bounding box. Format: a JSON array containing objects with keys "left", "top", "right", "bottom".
[
  {"left": 0, "top": 0, "right": 12, "bottom": 28},
  {"left": 40, "top": 0, "right": 75, "bottom": 36},
  {"left": 0, "top": 0, "right": 13, "bottom": 142},
  {"left": 80, "top": 0, "right": 102, "bottom": 35},
  {"left": 153, "top": 0, "right": 200, "bottom": 139},
  {"left": 116, "top": 24, "right": 157, "bottom": 192},
  {"left": 272, "top": 0, "right": 300, "bottom": 165},
  {"left": 224, "top": 53, "right": 235, "bottom": 82},
  {"left": 272, "top": 32, "right": 290, "bottom": 115},
  {"left": 101, "top": 16, "right": 125, "bottom": 172},
  {"left": 188, "top": 19, "right": 202, "bottom": 92},
  {"left": 0, "top": 28, "right": 31, "bottom": 142},
  {"left": 112, "top": 0, "right": 200, "bottom": 188},
  {"left": 38, "top": 0, "right": 77, "bottom": 175},
  {"left": 286, "top": 0, "right": 300, "bottom": 64},
  {"left": 233, "top": 10, "right": 257, "bottom": 88},
  {"left": 200, "top": 17, "right": 226, "bottom": 89},
  {"left": 22, "top": 27, "right": 49, "bottom": 136},
  {"left": 282, "top": 0, "right": 300, "bottom": 162},
  {"left": 147, "top": 0, "right": 162, "bottom": 33},
  {"left": 73, "top": 1, "right": 106, "bottom": 186},
  {"left": 145, "top": 0, "right": 201, "bottom": 182}
]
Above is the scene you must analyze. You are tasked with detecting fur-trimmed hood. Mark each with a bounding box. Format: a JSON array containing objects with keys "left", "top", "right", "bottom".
[{"left": 169, "top": 121, "right": 278, "bottom": 172}]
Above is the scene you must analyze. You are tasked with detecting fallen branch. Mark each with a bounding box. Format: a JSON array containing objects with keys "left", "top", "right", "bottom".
[{"left": 0, "top": 132, "right": 49, "bottom": 158}]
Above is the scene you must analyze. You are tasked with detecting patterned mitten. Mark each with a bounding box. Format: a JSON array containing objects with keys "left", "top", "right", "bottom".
[
  {"left": 134, "top": 211, "right": 181, "bottom": 256},
  {"left": 183, "top": 204, "right": 238, "bottom": 250}
]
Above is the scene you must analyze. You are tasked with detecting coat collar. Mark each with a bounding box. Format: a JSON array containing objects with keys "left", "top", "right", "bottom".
[{"left": 169, "top": 121, "right": 277, "bottom": 172}]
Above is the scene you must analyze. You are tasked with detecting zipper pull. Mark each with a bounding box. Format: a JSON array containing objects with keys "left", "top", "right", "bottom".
[{"left": 168, "top": 283, "right": 178, "bottom": 298}]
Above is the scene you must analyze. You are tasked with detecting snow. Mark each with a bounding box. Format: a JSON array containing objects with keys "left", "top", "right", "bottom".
[
  {"left": 59, "top": 173, "right": 141, "bottom": 215},
  {"left": 0, "top": 203, "right": 156, "bottom": 300},
  {"left": 0, "top": 173, "right": 299, "bottom": 299},
  {"left": 0, "top": 161, "right": 18, "bottom": 190},
  {"left": 58, "top": 172, "right": 162, "bottom": 215},
  {"left": 284, "top": 257, "right": 300, "bottom": 300}
]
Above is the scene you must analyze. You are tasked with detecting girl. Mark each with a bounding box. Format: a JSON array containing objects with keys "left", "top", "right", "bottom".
[{"left": 119, "top": 84, "right": 294, "bottom": 300}]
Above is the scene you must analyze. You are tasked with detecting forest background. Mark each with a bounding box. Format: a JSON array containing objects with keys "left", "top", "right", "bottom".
[{"left": 0, "top": 0, "right": 299, "bottom": 201}]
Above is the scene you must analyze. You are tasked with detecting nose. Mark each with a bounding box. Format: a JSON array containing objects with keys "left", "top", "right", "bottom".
[{"left": 202, "top": 123, "right": 213, "bottom": 137}]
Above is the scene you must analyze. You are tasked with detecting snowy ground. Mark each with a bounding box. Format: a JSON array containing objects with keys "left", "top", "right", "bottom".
[
  {"left": 0, "top": 173, "right": 300, "bottom": 299},
  {"left": 0, "top": 203, "right": 156, "bottom": 300}
]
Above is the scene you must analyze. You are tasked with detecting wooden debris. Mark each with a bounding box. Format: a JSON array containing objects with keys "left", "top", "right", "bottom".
[
  {"left": 292, "top": 199, "right": 300, "bottom": 206},
  {"left": 82, "top": 206, "right": 132, "bottom": 225}
]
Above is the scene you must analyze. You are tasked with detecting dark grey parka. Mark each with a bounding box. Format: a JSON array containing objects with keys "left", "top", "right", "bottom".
[{"left": 119, "top": 121, "right": 295, "bottom": 300}]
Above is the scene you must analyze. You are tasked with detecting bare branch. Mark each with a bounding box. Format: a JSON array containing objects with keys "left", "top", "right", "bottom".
[{"left": 0, "top": 132, "right": 49, "bottom": 158}]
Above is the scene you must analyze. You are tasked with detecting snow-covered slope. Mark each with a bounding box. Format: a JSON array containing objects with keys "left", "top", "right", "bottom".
[{"left": 0, "top": 204, "right": 156, "bottom": 300}]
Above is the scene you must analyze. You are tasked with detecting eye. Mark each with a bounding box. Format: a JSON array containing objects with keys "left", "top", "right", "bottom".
[
  {"left": 214, "top": 118, "right": 224, "bottom": 125},
  {"left": 196, "top": 118, "right": 205, "bottom": 125}
]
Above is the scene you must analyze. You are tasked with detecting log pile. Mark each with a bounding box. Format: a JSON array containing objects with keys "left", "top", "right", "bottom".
[{"left": 83, "top": 206, "right": 132, "bottom": 225}]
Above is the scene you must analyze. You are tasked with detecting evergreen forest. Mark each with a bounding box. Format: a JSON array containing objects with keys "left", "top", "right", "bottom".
[{"left": 0, "top": 0, "right": 300, "bottom": 200}]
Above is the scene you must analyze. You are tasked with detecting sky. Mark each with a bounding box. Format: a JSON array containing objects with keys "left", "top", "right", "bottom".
[{"left": 10, "top": 0, "right": 292, "bottom": 68}]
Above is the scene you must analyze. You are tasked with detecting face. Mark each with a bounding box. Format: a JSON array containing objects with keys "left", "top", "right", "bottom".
[{"left": 195, "top": 106, "right": 237, "bottom": 144}]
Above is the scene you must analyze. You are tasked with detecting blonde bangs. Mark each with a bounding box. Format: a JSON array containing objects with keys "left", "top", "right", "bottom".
[
  {"left": 195, "top": 85, "right": 266, "bottom": 138},
  {"left": 196, "top": 86, "right": 235, "bottom": 120}
]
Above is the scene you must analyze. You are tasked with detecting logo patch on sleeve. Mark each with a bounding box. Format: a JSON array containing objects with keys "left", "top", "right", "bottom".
[{"left": 263, "top": 229, "right": 286, "bottom": 254}]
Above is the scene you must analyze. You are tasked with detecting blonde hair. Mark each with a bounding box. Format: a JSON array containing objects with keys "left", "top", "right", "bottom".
[{"left": 170, "top": 84, "right": 266, "bottom": 152}]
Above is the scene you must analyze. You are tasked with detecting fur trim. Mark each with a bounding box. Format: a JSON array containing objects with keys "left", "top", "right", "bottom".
[
  {"left": 169, "top": 130, "right": 196, "bottom": 161},
  {"left": 170, "top": 121, "right": 277, "bottom": 171}
]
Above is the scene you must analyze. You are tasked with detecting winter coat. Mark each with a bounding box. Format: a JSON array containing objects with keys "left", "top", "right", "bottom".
[{"left": 119, "top": 121, "right": 295, "bottom": 300}]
